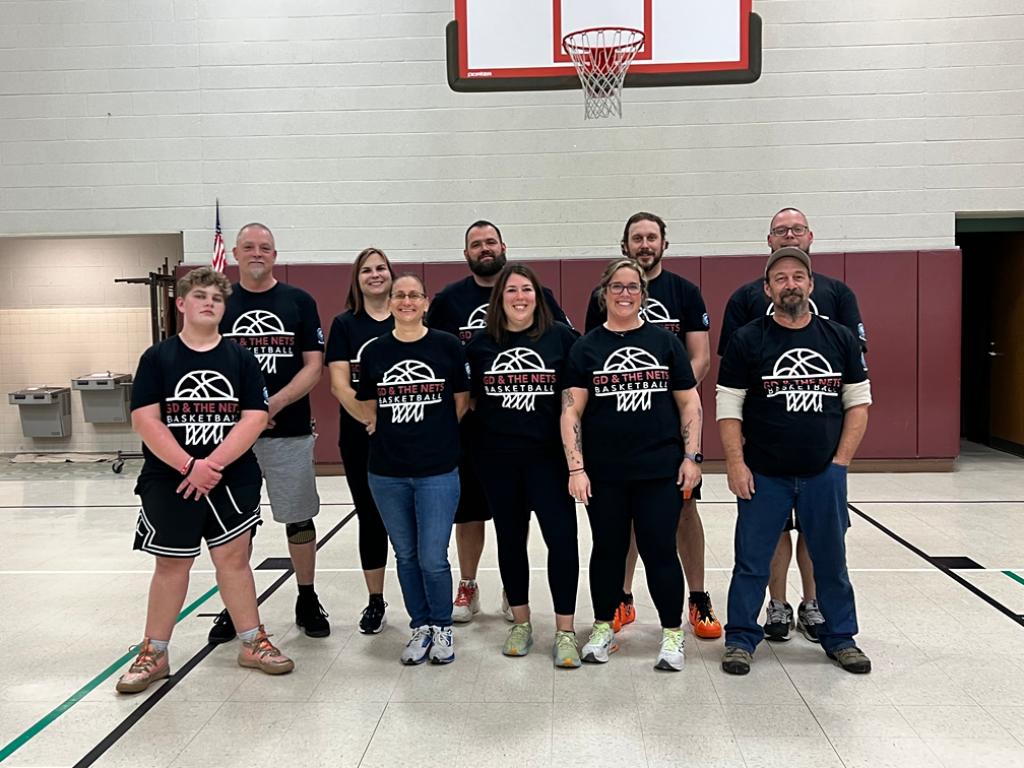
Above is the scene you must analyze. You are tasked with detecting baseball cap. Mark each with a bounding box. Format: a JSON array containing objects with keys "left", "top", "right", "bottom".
[{"left": 765, "top": 247, "right": 812, "bottom": 278}]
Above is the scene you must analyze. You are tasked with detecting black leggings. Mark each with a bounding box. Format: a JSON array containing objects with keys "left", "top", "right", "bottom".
[
  {"left": 476, "top": 453, "right": 579, "bottom": 616},
  {"left": 586, "top": 475, "right": 684, "bottom": 628},
  {"left": 338, "top": 411, "right": 388, "bottom": 572}
]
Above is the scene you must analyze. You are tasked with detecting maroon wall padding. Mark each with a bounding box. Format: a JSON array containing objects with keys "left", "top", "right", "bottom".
[
  {"left": 845, "top": 251, "right": 919, "bottom": 458},
  {"left": 163, "top": 250, "right": 961, "bottom": 464},
  {"left": 287, "top": 264, "right": 350, "bottom": 464},
  {"left": 560, "top": 258, "right": 610, "bottom": 330},
  {"left": 917, "top": 249, "right": 962, "bottom": 457}
]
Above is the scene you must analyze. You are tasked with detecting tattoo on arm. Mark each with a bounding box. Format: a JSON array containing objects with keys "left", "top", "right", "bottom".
[
  {"left": 573, "top": 423, "right": 582, "bottom": 456},
  {"left": 561, "top": 389, "right": 574, "bottom": 413}
]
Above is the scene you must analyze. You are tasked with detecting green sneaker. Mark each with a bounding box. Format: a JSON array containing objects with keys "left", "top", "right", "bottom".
[
  {"left": 552, "top": 630, "right": 581, "bottom": 669},
  {"left": 502, "top": 621, "right": 533, "bottom": 657},
  {"left": 581, "top": 621, "right": 615, "bottom": 664}
]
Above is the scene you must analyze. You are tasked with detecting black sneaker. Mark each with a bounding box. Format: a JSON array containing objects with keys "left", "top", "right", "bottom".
[
  {"left": 763, "top": 599, "right": 794, "bottom": 642},
  {"left": 295, "top": 594, "right": 331, "bottom": 638},
  {"left": 797, "top": 599, "right": 825, "bottom": 643},
  {"left": 827, "top": 645, "right": 872, "bottom": 674},
  {"left": 208, "top": 609, "right": 236, "bottom": 645},
  {"left": 359, "top": 599, "right": 388, "bottom": 635}
]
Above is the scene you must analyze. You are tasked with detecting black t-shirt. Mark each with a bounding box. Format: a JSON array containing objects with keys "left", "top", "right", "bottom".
[
  {"left": 564, "top": 323, "right": 697, "bottom": 480},
  {"left": 356, "top": 329, "right": 469, "bottom": 477},
  {"left": 717, "top": 315, "right": 868, "bottom": 477},
  {"left": 131, "top": 336, "right": 268, "bottom": 486},
  {"left": 465, "top": 323, "right": 578, "bottom": 456},
  {"left": 220, "top": 282, "right": 324, "bottom": 438},
  {"left": 427, "top": 275, "right": 572, "bottom": 345},
  {"left": 585, "top": 269, "right": 710, "bottom": 342},
  {"left": 717, "top": 273, "right": 866, "bottom": 356},
  {"left": 325, "top": 310, "right": 395, "bottom": 389}
]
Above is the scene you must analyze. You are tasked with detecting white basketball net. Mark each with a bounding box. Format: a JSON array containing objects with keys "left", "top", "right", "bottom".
[
  {"left": 501, "top": 393, "right": 537, "bottom": 411},
  {"left": 184, "top": 423, "right": 228, "bottom": 445},
  {"left": 784, "top": 391, "right": 824, "bottom": 413},
  {"left": 390, "top": 403, "right": 426, "bottom": 423},
  {"left": 616, "top": 391, "right": 653, "bottom": 412},
  {"left": 563, "top": 27, "right": 645, "bottom": 119}
]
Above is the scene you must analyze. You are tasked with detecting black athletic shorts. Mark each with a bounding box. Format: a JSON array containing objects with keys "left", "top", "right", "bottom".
[{"left": 134, "top": 479, "right": 262, "bottom": 558}]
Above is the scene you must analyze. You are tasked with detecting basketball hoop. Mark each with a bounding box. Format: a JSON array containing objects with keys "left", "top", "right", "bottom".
[{"left": 562, "top": 27, "right": 645, "bottom": 119}]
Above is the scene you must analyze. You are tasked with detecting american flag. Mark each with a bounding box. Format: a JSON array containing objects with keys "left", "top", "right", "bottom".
[{"left": 212, "top": 200, "right": 227, "bottom": 273}]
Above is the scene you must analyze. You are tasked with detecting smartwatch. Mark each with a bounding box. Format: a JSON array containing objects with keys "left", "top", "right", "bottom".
[{"left": 684, "top": 452, "right": 704, "bottom": 464}]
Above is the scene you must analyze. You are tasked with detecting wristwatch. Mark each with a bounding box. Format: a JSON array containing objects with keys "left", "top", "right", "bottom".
[{"left": 684, "top": 452, "right": 704, "bottom": 464}]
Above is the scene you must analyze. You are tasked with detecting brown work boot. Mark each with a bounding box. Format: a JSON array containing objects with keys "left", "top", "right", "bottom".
[{"left": 237, "top": 626, "right": 294, "bottom": 675}]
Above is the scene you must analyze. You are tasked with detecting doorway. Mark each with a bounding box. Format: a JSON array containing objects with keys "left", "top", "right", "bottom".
[{"left": 958, "top": 218, "right": 1024, "bottom": 456}]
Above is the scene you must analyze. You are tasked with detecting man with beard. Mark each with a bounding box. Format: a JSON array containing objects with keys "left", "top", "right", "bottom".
[
  {"left": 583, "top": 212, "right": 720, "bottom": 641},
  {"left": 718, "top": 208, "right": 867, "bottom": 645},
  {"left": 717, "top": 246, "right": 872, "bottom": 675},
  {"left": 427, "top": 220, "right": 572, "bottom": 623}
]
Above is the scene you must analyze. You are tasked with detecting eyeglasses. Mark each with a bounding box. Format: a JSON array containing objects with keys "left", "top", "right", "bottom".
[
  {"left": 607, "top": 282, "right": 642, "bottom": 295},
  {"left": 770, "top": 225, "right": 809, "bottom": 237},
  {"left": 390, "top": 292, "right": 425, "bottom": 301}
]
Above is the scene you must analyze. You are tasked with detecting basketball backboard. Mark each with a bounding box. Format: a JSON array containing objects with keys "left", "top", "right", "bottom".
[{"left": 447, "top": 0, "right": 761, "bottom": 92}]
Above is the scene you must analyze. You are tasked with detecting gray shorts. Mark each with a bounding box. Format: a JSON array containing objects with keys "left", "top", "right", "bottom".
[{"left": 252, "top": 434, "right": 320, "bottom": 525}]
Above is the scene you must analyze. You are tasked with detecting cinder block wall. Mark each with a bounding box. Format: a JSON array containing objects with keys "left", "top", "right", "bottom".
[{"left": 0, "top": 1, "right": 1022, "bottom": 262}]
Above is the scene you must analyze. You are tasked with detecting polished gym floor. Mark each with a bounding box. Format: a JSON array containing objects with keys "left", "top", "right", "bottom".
[{"left": 2, "top": 442, "right": 1024, "bottom": 768}]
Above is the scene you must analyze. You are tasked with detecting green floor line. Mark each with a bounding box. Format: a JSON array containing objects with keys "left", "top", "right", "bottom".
[
  {"left": 0, "top": 584, "right": 220, "bottom": 764},
  {"left": 1003, "top": 570, "right": 1024, "bottom": 589}
]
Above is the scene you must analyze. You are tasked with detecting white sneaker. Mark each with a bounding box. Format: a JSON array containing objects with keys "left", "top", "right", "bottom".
[
  {"left": 581, "top": 621, "right": 615, "bottom": 664},
  {"left": 429, "top": 625, "right": 455, "bottom": 664},
  {"left": 400, "top": 625, "right": 433, "bottom": 665},
  {"left": 654, "top": 628, "right": 685, "bottom": 671},
  {"left": 500, "top": 589, "right": 514, "bottom": 622},
  {"left": 452, "top": 580, "right": 480, "bottom": 623}
]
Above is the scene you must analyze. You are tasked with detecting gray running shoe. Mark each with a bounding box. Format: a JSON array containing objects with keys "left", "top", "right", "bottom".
[
  {"left": 797, "top": 599, "right": 825, "bottom": 643},
  {"left": 763, "top": 599, "right": 794, "bottom": 642}
]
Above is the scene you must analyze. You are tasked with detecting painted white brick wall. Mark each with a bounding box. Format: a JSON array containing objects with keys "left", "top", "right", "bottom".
[{"left": 1, "top": 0, "right": 1022, "bottom": 263}]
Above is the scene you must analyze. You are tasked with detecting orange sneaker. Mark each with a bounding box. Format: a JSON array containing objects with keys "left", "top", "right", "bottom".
[
  {"left": 116, "top": 639, "right": 170, "bottom": 694},
  {"left": 688, "top": 592, "right": 723, "bottom": 639},
  {"left": 238, "top": 626, "right": 294, "bottom": 675},
  {"left": 611, "top": 600, "right": 637, "bottom": 633}
]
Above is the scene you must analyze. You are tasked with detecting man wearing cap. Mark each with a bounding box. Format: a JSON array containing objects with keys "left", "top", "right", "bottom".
[
  {"left": 718, "top": 208, "right": 867, "bottom": 645},
  {"left": 716, "top": 246, "right": 872, "bottom": 675}
]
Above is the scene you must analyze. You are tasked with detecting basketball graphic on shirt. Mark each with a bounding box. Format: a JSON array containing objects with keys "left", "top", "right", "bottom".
[
  {"left": 640, "top": 298, "right": 678, "bottom": 324},
  {"left": 763, "top": 348, "right": 840, "bottom": 413},
  {"left": 485, "top": 348, "right": 556, "bottom": 411},
  {"left": 766, "top": 298, "right": 827, "bottom": 320},
  {"left": 226, "top": 311, "right": 295, "bottom": 374},
  {"left": 350, "top": 338, "right": 377, "bottom": 385},
  {"left": 167, "top": 370, "right": 239, "bottom": 445},
  {"left": 378, "top": 360, "right": 445, "bottom": 423},
  {"left": 594, "top": 346, "right": 669, "bottom": 412}
]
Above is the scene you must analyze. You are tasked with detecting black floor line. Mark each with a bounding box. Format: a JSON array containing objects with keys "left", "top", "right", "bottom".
[
  {"left": 72, "top": 510, "right": 356, "bottom": 768},
  {"left": 848, "top": 503, "right": 1024, "bottom": 629}
]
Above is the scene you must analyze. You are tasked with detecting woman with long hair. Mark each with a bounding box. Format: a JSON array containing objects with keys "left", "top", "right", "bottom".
[
  {"left": 465, "top": 264, "right": 582, "bottom": 667},
  {"left": 560, "top": 258, "right": 703, "bottom": 672},
  {"left": 356, "top": 273, "right": 469, "bottom": 665},
  {"left": 327, "top": 247, "right": 395, "bottom": 633}
]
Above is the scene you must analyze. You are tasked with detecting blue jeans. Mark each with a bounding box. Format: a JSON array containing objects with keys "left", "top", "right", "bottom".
[
  {"left": 725, "top": 463, "right": 858, "bottom": 654},
  {"left": 368, "top": 469, "right": 460, "bottom": 628}
]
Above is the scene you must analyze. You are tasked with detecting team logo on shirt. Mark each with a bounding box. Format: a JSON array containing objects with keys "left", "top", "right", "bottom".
[
  {"left": 349, "top": 338, "right": 377, "bottom": 385},
  {"left": 593, "top": 347, "right": 669, "bottom": 412},
  {"left": 639, "top": 299, "right": 681, "bottom": 335},
  {"left": 766, "top": 299, "right": 828, "bottom": 320},
  {"left": 482, "top": 348, "right": 557, "bottom": 411},
  {"left": 225, "top": 311, "right": 295, "bottom": 374},
  {"left": 763, "top": 348, "right": 842, "bottom": 413},
  {"left": 376, "top": 360, "right": 446, "bottom": 423},
  {"left": 457, "top": 304, "right": 489, "bottom": 343},
  {"left": 165, "top": 370, "right": 239, "bottom": 445}
]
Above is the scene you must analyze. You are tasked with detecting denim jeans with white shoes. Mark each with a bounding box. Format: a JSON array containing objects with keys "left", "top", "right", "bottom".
[{"left": 368, "top": 469, "right": 460, "bottom": 628}]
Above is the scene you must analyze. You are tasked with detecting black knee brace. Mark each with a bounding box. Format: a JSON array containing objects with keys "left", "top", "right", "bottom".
[{"left": 286, "top": 519, "right": 316, "bottom": 545}]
